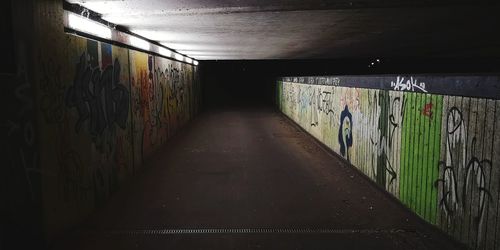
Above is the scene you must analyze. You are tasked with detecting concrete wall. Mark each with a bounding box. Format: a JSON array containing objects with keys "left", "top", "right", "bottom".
[
  {"left": 278, "top": 75, "right": 500, "bottom": 249},
  {"left": 3, "top": 1, "right": 44, "bottom": 249},
  {"left": 4, "top": 0, "right": 201, "bottom": 246}
]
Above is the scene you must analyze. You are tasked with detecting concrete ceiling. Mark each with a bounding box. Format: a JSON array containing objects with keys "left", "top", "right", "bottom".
[{"left": 68, "top": 0, "right": 500, "bottom": 60}]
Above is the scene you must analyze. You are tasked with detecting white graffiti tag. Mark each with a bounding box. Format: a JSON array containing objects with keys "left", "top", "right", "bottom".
[{"left": 390, "top": 76, "right": 427, "bottom": 93}]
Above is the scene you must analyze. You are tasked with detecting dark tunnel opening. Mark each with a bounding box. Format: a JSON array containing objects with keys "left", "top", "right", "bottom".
[{"left": 200, "top": 58, "right": 500, "bottom": 109}]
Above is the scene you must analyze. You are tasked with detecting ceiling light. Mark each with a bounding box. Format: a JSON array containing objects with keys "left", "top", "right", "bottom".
[
  {"left": 193, "top": 60, "right": 199, "bottom": 66},
  {"left": 185, "top": 57, "right": 193, "bottom": 64},
  {"left": 174, "top": 53, "right": 184, "bottom": 61},
  {"left": 67, "top": 12, "right": 112, "bottom": 39},
  {"left": 159, "top": 47, "right": 172, "bottom": 57},
  {"left": 130, "top": 36, "right": 150, "bottom": 51}
]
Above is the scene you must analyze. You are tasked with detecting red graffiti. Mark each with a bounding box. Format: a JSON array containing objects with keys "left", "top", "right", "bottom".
[{"left": 422, "top": 102, "right": 433, "bottom": 119}]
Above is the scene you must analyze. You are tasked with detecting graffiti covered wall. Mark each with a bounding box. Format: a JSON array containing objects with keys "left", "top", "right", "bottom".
[
  {"left": 129, "top": 52, "right": 197, "bottom": 166},
  {"left": 37, "top": 39, "right": 199, "bottom": 241},
  {"left": 278, "top": 75, "right": 500, "bottom": 249},
  {"left": 30, "top": 0, "right": 200, "bottom": 243}
]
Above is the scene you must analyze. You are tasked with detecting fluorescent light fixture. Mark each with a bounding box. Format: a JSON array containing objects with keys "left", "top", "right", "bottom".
[
  {"left": 159, "top": 47, "right": 172, "bottom": 57},
  {"left": 185, "top": 57, "right": 193, "bottom": 64},
  {"left": 67, "top": 12, "right": 112, "bottom": 39},
  {"left": 193, "top": 60, "right": 199, "bottom": 66},
  {"left": 130, "top": 36, "right": 150, "bottom": 51},
  {"left": 174, "top": 53, "right": 184, "bottom": 61}
]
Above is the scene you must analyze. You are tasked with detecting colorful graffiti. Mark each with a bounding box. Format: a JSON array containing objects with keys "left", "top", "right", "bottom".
[
  {"left": 36, "top": 39, "right": 135, "bottom": 223},
  {"left": 34, "top": 34, "right": 199, "bottom": 241},
  {"left": 129, "top": 52, "right": 197, "bottom": 167},
  {"left": 279, "top": 77, "right": 500, "bottom": 250},
  {"left": 22, "top": 0, "right": 200, "bottom": 244}
]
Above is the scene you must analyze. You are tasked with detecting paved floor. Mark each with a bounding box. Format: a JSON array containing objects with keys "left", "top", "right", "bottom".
[{"left": 53, "top": 108, "right": 465, "bottom": 250}]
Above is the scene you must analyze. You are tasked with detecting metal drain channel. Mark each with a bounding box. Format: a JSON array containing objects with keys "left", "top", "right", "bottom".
[{"left": 104, "top": 228, "right": 410, "bottom": 236}]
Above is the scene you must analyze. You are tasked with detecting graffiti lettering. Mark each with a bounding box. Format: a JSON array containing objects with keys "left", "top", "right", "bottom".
[
  {"left": 39, "top": 57, "right": 65, "bottom": 123},
  {"left": 65, "top": 53, "right": 130, "bottom": 136},
  {"left": 309, "top": 88, "right": 335, "bottom": 127},
  {"left": 435, "top": 107, "right": 492, "bottom": 245},
  {"left": 390, "top": 76, "right": 427, "bottom": 93},
  {"left": 6, "top": 70, "right": 40, "bottom": 202}
]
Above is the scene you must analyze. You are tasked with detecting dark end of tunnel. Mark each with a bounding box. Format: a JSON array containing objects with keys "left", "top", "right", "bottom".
[{"left": 200, "top": 58, "right": 500, "bottom": 110}]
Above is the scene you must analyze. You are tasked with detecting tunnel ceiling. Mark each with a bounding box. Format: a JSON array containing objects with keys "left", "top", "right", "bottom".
[{"left": 68, "top": 0, "right": 500, "bottom": 60}]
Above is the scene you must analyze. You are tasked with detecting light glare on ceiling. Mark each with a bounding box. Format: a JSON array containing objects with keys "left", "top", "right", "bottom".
[
  {"left": 161, "top": 42, "right": 215, "bottom": 51},
  {"left": 131, "top": 29, "right": 173, "bottom": 41}
]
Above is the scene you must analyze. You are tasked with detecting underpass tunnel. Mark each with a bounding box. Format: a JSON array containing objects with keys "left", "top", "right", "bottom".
[{"left": 2, "top": 0, "right": 500, "bottom": 249}]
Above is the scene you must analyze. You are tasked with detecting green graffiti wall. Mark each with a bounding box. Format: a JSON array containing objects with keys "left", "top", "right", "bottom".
[
  {"left": 28, "top": 0, "right": 201, "bottom": 243},
  {"left": 278, "top": 77, "right": 500, "bottom": 250}
]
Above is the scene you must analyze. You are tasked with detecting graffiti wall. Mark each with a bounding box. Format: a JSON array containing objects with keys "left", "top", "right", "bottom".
[
  {"left": 278, "top": 75, "right": 500, "bottom": 249},
  {"left": 35, "top": 38, "right": 199, "bottom": 241},
  {"left": 28, "top": 0, "right": 200, "bottom": 243},
  {"left": 36, "top": 34, "right": 135, "bottom": 239},
  {"left": 129, "top": 52, "right": 197, "bottom": 166},
  {"left": 154, "top": 56, "right": 194, "bottom": 141}
]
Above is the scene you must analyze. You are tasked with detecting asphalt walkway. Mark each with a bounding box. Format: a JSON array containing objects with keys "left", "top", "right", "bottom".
[{"left": 54, "top": 108, "right": 464, "bottom": 250}]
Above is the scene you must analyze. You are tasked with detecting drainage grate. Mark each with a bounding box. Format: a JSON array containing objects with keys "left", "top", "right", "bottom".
[{"left": 101, "top": 228, "right": 411, "bottom": 236}]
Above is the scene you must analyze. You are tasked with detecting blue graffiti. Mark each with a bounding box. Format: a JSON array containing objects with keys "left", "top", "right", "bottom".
[{"left": 338, "top": 105, "right": 353, "bottom": 162}]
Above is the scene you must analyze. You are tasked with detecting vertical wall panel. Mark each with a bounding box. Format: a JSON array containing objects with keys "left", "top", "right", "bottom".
[
  {"left": 485, "top": 100, "right": 499, "bottom": 250},
  {"left": 129, "top": 50, "right": 151, "bottom": 166},
  {"left": 491, "top": 101, "right": 500, "bottom": 250},
  {"left": 428, "top": 94, "right": 443, "bottom": 224},
  {"left": 386, "top": 91, "right": 404, "bottom": 197}
]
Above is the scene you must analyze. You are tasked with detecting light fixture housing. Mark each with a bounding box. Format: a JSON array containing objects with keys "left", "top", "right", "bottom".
[
  {"left": 67, "top": 12, "right": 112, "bottom": 39},
  {"left": 130, "top": 36, "right": 151, "bottom": 51},
  {"left": 174, "top": 53, "right": 184, "bottom": 61},
  {"left": 64, "top": 10, "right": 198, "bottom": 65},
  {"left": 159, "top": 47, "right": 173, "bottom": 57}
]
